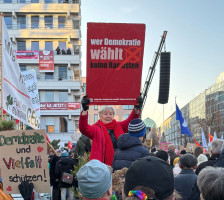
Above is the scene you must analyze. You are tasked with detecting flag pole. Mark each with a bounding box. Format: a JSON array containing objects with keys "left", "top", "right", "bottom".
[
  {"left": 1, "top": 13, "right": 3, "bottom": 120},
  {"left": 46, "top": 140, "right": 57, "bottom": 155}
]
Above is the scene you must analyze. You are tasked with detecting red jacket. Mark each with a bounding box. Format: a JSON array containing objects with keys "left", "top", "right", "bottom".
[{"left": 79, "top": 109, "right": 140, "bottom": 164}]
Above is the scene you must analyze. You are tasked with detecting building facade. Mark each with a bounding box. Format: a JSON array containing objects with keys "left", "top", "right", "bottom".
[
  {"left": 160, "top": 72, "right": 224, "bottom": 147},
  {"left": 1, "top": 0, "right": 82, "bottom": 147}
]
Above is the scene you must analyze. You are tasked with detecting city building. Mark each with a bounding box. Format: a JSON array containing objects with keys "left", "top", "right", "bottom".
[
  {"left": 1, "top": 0, "right": 82, "bottom": 147},
  {"left": 81, "top": 77, "right": 133, "bottom": 125},
  {"left": 160, "top": 72, "right": 224, "bottom": 147}
]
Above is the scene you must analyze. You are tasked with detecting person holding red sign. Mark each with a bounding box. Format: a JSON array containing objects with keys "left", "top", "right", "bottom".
[{"left": 79, "top": 95, "right": 142, "bottom": 166}]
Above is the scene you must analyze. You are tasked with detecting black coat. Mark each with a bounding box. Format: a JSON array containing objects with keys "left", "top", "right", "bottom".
[
  {"left": 174, "top": 169, "right": 197, "bottom": 200},
  {"left": 55, "top": 156, "right": 76, "bottom": 188},
  {"left": 195, "top": 154, "right": 220, "bottom": 175},
  {"left": 214, "top": 149, "right": 224, "bottom": 167},
  {"left": 49, "top": 155, "right": 61, "bottom": 186},
  {"left": 112, "top": 134, "right": 149, "bottom": 171}
]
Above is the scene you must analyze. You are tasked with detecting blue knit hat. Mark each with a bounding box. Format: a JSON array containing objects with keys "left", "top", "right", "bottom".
[
  {"left": 128, "top": 119, "right": 146, "bottom": 138},
  {"left": 77, "top": 160, "right": 112, "bottom": 199}
]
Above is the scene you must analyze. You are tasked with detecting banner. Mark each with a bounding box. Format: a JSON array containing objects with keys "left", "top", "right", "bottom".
[
  {"left": 40, "top": 102, "right": 80, "bottom": 110},
  {"left": 160, "top": 142, "right": 171, "bottom": 151},
  {"left": 0, "top": 130, "right": 50, "bottom": 194},
  {"left": 39, "top": 50, "right": 54, "bottom": 72},
  {"left": 1, "top": 16, "right": 40, "bottom": 129},
  {"left": 22, "top": 70, "right": 40, "bottom": 118},
  {"left": 86, "top": 23, "right": 145, "bottom": 105},
  {"left": 186, "top": 143, "right": 197, "bottom": 153},
  {"left": 15, "top": 51, "right": 39, "bottom": 59}
]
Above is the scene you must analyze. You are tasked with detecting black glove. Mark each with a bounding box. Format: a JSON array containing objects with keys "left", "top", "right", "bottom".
[
  {"left": 81, "top": 95, "right": 90, "bottom": 111},
  {"left": 134, "top": 94, "right": 143, "bottom": 110},
  {"left": 18, "top": 181, "right": 34, "bottom": 200}
]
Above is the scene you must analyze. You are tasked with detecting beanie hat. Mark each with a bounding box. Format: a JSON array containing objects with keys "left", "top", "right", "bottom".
[
  {"left": 180, "top": 149, "right": 186, "bottom": 155},
  {"left": 60, "top": 148, "right": 68, "bottom": 156},
  {"left": 77, "top": 159, "right": 112, "bottom": 199},
  {"left": 128, "top": 119, "right": 146, "bottom": 138},
  {"left": 197, "top": 154, "right": 208, "bottom": 165},
  {"left": 124, "top": 156, "right": 174, "bottom": 199},
  {"left": 155, "top": 150, "right": 168, "bottom": 162}
]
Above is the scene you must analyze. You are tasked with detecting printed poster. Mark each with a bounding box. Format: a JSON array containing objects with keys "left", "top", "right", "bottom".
[
  {"left": 39, "top": 51, "right": 54, "bottom": 72},
  {"left": 86, "top": 23, "right": 145, "bottom": 105},
  {"left": 160, "top": 142, "right": 171, "bottom": 151},
  {"left": 15, "top": 51, "right": 39, "bottom": 59},
  {"left": 40, "top": 102, "right": 80, "bottom": 110},
  {"left": 0, "top": 130, "right": 50, "bottom": 194}
]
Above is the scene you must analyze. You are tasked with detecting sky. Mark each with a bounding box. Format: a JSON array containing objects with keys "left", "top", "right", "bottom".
[{"left": 81, "top": 0, "right": 224, "bottom": 126}]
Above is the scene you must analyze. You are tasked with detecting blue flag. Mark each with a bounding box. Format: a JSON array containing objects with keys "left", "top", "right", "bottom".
[{"left": 176, "top": 104, "right": 192, "bottom": 137}]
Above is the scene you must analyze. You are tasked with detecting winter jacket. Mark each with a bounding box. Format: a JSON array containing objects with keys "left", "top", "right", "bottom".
[
  {"left": 214, "top": 149, "right": 224, "bottom": 167},
  {"left": 74, "top": 135, "right": 91, "bottom": 159},
  {"left": 112, "top": 134, "right": 149, "bottom": 171},
  {"left": 55, "top": 156, "right": 76, "bottom": 188},
  {"left": 168, "top": 150, "right": 179, "bottom": 167},
  {"left": 195, "top": 154, "right": 220, "bottom": 175},
  {"left": 174, "top": 169, "right": 197, "bottom": 200},
  {"left": 79, "top": 109, "right": 140, "bottom": 164},
  {"left": 49, "top": 155, "right": 61, "bottom": 186}
]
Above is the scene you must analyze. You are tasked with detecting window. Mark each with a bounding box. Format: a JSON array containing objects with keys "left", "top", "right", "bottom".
[
  {"left": 4, "top": 15, "right": 12, "bottom": 29},
  {"left": 20, "top": 66, "right": 26, "bottom": 71},
  {"left": 31, "top": 16, "right": 39, "bottom": 29},
  {"left": 31, "top": 0, "right": 39, "bottom": 3},
  {"left": 45, "top": 41, "right": 53, "bottom": 51},
  {"left": 3, "top": 0, "right": 12, "bottom": 3},
  {"left": 94, "top": 114, "right": 98, "bottom": 123},
  {"left": 45, "top": 16, "right": 53, "bottom": 29},
  {"left": 45, "top": 72, "right": 54, "bottom": 80},
  {"left": 124, "top": 114, "right": 129, "bottom": 120},
  {"left": 94, "top": 105, "right": 98, "bottom": 110},
  {"left": 45, "top": 91, "right": 54, "bottom": 102},
  {"left": 60, "top": 117, "right": 67, "bottom": 132},
  {"left": 46, "top": 125, "right": 54, "bottom": 133},
  {"left": 17, "top": 41, "right": 26, "bottom": 50},
  {"left": 58, "top": 17, "right": 65, "bottom": 29},
  {"left": 19, "top": 0, "right": 26, "bottom": 3},
  {"left": 31, "top": 41, "right": 39, "bottom": 50},
  {"left": 73, "top": 20, "right": 79, "bottom": 29},
  {"left": 59, "top": 42, "right": 66, "bottom": 50},
  {"left": 59, "top": 92, "right": 67, "bottom": 102},
  {"left": 123, "top": 105, "right": 132, "bottom": 110},
  {"left": 17, "top": 15, "right": 26, "bottom": 29},
  {"left": 45, "top": 0, "right": 53, "bottom": 3},
  {"left": 74, "top": 70, "right": 80, "bottom": 80},
  {"left": 58, "top": 66, "right": 67, "bottom": 80}
]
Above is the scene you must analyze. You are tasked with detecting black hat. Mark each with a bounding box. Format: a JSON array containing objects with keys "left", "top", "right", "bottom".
[
  {"left": 155, "top": 150, "right": 168, "bottom": 162},
  {"left": 124, "top": 156, "right": 174, "bottom": 199}
]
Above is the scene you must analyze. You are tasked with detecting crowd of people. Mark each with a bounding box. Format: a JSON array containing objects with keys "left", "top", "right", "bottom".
[{"left": 1, "top": 95, "right": 224, "bottom": 200}]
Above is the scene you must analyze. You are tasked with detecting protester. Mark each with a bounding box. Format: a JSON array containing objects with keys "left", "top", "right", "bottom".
[
  {"left": 49, "top": 153, "right": 61, "bottom": 200},
  {"left": 55, "top": 148, "right": 77, "bottom": 200},
  {"left": 197, "top": 166, "right": 224, "bottom": 200},
  {"left": 196, "top": 139, "right": 223, "bottom": 174},
  {"left": 77, "top": 159, "right": 112, "bottom": 200},
  {"left": 179, "top": 149, "right": 186, "bottom": 155},
  {"left": 155, "top": 150, "right": 169, "bottom": 163},
  {"left": 56, "top": 46, "right": 61, "bottom": 55},
  {"left": 193, "top": 146, "right": 203, "bottom": 158},
  {"left": 74, "top": 134, "right": 91, "bottom": 161},
  {"left": 67, "top": 48, "right": 71, "bottom": 55},
  {"left": 112, "top": 119, "right": 149, "bottom": 171},
  {"left": 79, "top": 95, "right": 142, "bottom": 166},
  {"left": 123, "top": 156, "right": 175, "bottom": 200},
  {"left": 197, "top": 154, "right": 208, "bottom": 166},
  {"left": 0, "top": 169, "right": 13, "bottom": 200},
  {"left": 168, "top": 144, "right": 179, "bottom": 168},
  {"left": 214, "top": 141, "right": 224, "bottom": 167},
  {"left": 174, "top": 154, "right": 197, "bottom": 200}
]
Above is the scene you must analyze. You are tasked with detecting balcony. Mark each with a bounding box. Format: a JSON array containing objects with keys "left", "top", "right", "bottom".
[
  {"left": 37, "top": 76, "right": 81, "bottom": 90},
  {"left": 7, "top": 26, "right": 80, "bottom": 39},
  {"left": 16, "top": 50, "right": 80, "bottom": 64},
  {"left": 0, "top": 0, "right": 79, "bottom": 13}
]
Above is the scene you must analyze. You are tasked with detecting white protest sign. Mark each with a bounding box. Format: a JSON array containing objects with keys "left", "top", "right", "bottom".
[{"left": 1, "top": 16, "right": 39, "bottom": 129}]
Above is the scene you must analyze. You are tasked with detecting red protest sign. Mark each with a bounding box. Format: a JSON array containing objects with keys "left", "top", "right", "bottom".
[
  {"left": 39, "top": 51, "right": 54, "bottom": 72},
  {"left": 86, "top": 23, "right": 145, "bottom": 105}
]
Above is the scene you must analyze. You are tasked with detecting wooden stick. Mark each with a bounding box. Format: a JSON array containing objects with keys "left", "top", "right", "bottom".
[{"left": 46, "top": 141, "right": 58, "bottom": 156}]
